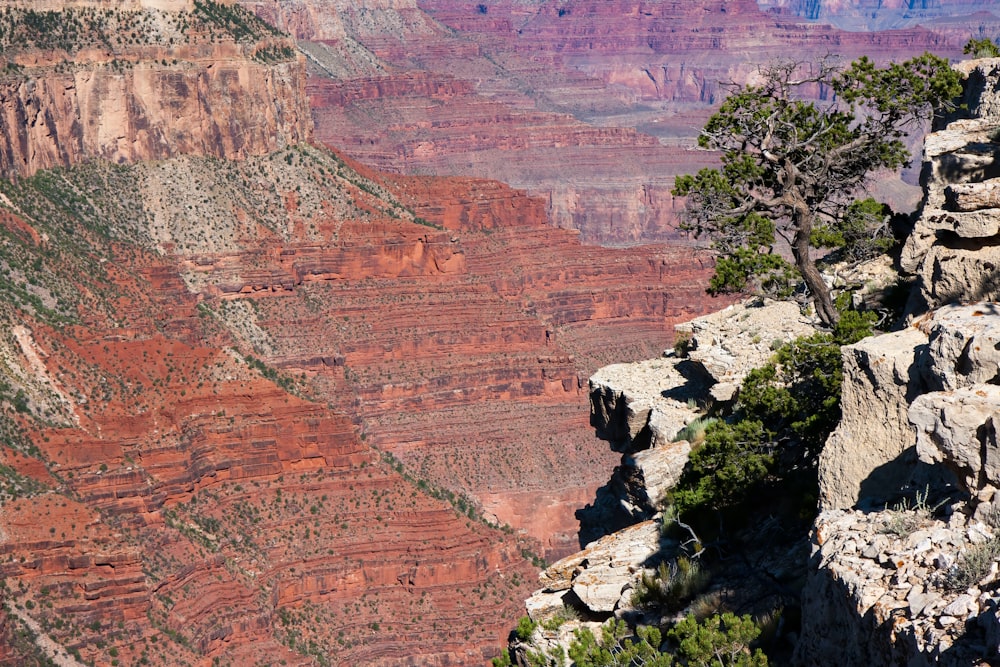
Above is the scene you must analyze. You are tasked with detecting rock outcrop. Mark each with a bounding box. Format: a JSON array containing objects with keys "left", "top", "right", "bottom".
[
  {"left": 903, "top": 58, "right": 1000, "bottom": 311},
  {"left": 801, "top": 60, "right": 1000, "bottom": 664},
  {"left": 0, "top": 2, "right": 310, "bottom": 177},
  {"left": 797, "top": 507, "right": 1000, "bottom": 666}
]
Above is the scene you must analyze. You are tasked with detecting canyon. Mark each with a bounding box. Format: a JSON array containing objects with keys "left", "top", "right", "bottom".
[
  {"left": 1, "top": 0, "right": 1000, "bottom": 665},
  {"left": 243, "top": 0, "right": 1000, "bottom": 243},
  {"left": 0, "top": 1, "right": 721, "bottom": 664}
]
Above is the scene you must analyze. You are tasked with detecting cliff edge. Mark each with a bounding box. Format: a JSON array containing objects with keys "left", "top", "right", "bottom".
[
  {"left": 0, "top": 0, "right": 310, "bottom": 177},
  {"left": 511, "top": 57, "right": 1000, "bottom": 666}
]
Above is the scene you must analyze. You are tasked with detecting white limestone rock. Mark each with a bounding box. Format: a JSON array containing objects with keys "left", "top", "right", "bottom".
[
  {"left": 589, "top": 357, "right": 698, "bottom": 453},
  {"left": 818, "top": 325, "right": 928, "bottom": 510},
  {"left": 535, "top": 520, "right": 666, "bottom": 615},
  {"left": 675, "top": 299, "right": 816, "bottom": 393},
  {"left": 917, "top": 304, "right": 1000, "bottom": 391},
  {"left": 911, "top": 384, "right": 1000, "bottom": 493}
]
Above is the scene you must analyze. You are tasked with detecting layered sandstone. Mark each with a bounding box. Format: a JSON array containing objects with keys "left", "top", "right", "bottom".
[
  {"left": 0, "top": 2, "right": 310, "bottom": 177},
  {"left": 244, "top": 0, "right": 994, "bottom": 243},
  {"left": 0, "top": 136, "right": 725, "bottom": 663}
]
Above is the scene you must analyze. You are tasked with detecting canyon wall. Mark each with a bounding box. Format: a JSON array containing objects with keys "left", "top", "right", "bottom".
[
  {"left": 0, "top": 3, "right": 310, "bottom": 178},
  {"left": 241, "top": 0, "right": 998, "bottom": 243},
  {"left": 505, "top": 55, "right": 1000, "bottom": 666},
  {"left": 0, "top": 145, "right": 724, "bottom": 665}
]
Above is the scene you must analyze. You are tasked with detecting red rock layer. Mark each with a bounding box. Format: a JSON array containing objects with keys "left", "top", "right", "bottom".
[
  {"left": 189, "top": 163, "right": 721, "bottom": 556},
  {"left": 255, "top": 0, "right": 997, "bottom": 242},
  {"left": 0, "top": 147, "right": 725, "bottom": 664},
  {"left": 0, "top": 184, "right": 540, "bottom": 665}
]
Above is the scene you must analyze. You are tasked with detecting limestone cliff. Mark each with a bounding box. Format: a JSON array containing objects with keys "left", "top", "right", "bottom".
[{"left": 0, "top": 1, "right": 310, "bottom": 177}]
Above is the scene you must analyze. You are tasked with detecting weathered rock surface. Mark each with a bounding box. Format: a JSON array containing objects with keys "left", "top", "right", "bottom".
[
  {"left": 819, "top": 325, "right": 928, "bottom": 510},
  {"left": 820, "top": 303, "right": 1000, "bottom": 511},
  {"left": 0, "top": 3, "right": 311, "bottom": 178},
  {"left": 903, "top": 59, "right": 1000, "bottom": 311},
  {"left": 535, "top": 520, "right": 667, "bottom": 615},
  {"left": 797, "top": 507, "right": 1000, "bottom": 666},
  {"left": 676, "top": 299, "right": 816, "bottom": 402},
  {"left": 580, "top": 299, "right": 813, "bottom": 544},
  {"left": 911, "top": 384, "right": 1000, "bottom": 494}
]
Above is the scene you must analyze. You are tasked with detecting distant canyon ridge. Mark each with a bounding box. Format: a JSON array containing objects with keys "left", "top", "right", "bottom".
[{"left": 242, "top": 0, "right": 1000, "bottom": 243}]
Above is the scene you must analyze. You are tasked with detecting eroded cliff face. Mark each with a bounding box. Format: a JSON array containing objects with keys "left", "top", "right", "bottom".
[
  {"left": 0, "top": 2, "right": 311, "bottom": 177},
  {"left": 0, "top": 142, "right": 725, "bottom": 663},
  {"left": 243, "top": 0, "right": 994, "bottom": 243}
]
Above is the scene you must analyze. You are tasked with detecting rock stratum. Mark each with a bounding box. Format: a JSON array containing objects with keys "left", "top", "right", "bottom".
[
  {"left": 0, "top": 2, "right": 311, "bottom": 177},
  {"left": 0, "top": 2, "right": 727, "bottom": 664},
  {"left": 240, "top": 0, "right": 1000, "bottom": 243}
]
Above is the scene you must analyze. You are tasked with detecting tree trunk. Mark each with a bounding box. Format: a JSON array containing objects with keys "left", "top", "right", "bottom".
[{"left": 793, "top": 228, "right": 838, "bottom": 327}]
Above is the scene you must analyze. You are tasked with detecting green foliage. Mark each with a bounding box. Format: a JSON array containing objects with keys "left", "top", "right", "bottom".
[
  {"left": 492, "top": 649, "right": 513, "bottom": 667},
  {"left": 568, "top": 620, "right": 673, "bottom": 667},
  {"left": 540, "top": 606, "right": 579, "bottom": 631},
  {"left": 673, "top": 417, "right": 719, "bottom": 446},
  {"left": 673, "top": 419, "right": 772, "bottom": 516},
  {"left": 632, "top": 557, "right": 711, "bottom": 611},
  {"left": 673, "top": 306, "right": 876, "bottom": 517},
  {"left": 674, "top": 331, "right": 694, "bottom": 358},
  {"left": 674, "top": 54, "right": 961, "bottom": 325},
  {"left": 965, "top": 38, "right": 1000, "bottom": 58},
  {"left": 193, "top": 1, "right": 284, "bottom": 42},
  {"left": 515, "top": 615, "right": 538, "bottom": 642},
  {"left": 810, "top": 198, "right": 896, "bottom": 263},
  {"left": 669, "top": 613, "right": 768, "bottom": 667}
]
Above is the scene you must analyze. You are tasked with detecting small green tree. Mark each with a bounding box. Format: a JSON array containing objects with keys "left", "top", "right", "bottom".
[
  {"left": 964, "top": 37, "right": 1000, "bottom": 58},
  {"left": 674, "top": 54, "right": 961, "bottom": 326},
  {"left": 568, "top": 620, "right": 673, "bottom": 667},
  {"left": 673, "top": 307, "right": 876, "bottom": 517},
  {"left": 669, "top": 613, "right": 768, "bottom": 667}
]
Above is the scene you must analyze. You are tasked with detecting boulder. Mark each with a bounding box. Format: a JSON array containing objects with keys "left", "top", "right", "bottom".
[
  {"left": 818, "top": 326, "right": 927, "bottom": 510},
  {"left": 917, "top": 304, "right": 1000, "bottom": 391},
  {"left": 534, "top": 520, "right": 668, "bottom": 615},
  {"left": 911, "top": 385, "right": 1000, "bottom": 494}
]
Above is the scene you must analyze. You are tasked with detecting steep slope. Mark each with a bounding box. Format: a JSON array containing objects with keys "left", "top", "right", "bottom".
[
  {"left": 0, "top": 146, "right": 722, "bottom": 666},
  {"left": 0, "top": 153, "right": 546, "bottom": 667},
  {"left": 0, "top": 5, "right": 728, "bottom": 663},
  {"left": 0, "top": 1, "right": 310, "bottom": 176}
]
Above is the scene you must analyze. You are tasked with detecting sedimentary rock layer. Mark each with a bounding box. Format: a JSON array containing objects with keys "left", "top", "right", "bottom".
[
  {"left": 0, "top": 3, "right": 311, "bottom": 177},
  {"left": 249, "top": 0, "right": 995, "bottom": 243}
]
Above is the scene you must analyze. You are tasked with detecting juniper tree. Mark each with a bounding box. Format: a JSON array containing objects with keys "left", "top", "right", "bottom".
[{"left": 674, "top": 54, "right": 961, "bottom": 326}]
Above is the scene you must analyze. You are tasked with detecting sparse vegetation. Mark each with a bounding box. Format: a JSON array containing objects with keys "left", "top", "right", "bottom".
[
  {"left": 965, "top": 37, "right": 1000, "bottom": 58},
  {"left": 944, "top": 537, "right": 1000, "bottom": 591}
]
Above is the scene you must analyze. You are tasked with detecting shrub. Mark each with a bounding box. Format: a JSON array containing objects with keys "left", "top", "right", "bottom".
[
  {"left": 673, "top": 417, "right": 718, "bottom": 446},
  {"left": 669, "top": 613, "right": 768, "bottom": 666},
  {"left": 515, "top": 615, "right": 537, "bottom": 642},
  {"left": 944, "top": 537, "right": 1000, "bottom": 591},
  {"left": 568, "top": 620, "right": 672, "bottom": 667},
  {"left": 965, "top": 38, "right": 1000, "bottom": 58},
  {"left": 673, "top": 305, "right": 875, "bottom": 518},
  {"left": 632, "top": 557, "right": 710, "bottom": 611}
]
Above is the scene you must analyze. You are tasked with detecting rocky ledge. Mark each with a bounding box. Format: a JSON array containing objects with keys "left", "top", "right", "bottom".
[{"left": 511, "top": 56, "right": 1000, "bottom": 667}]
